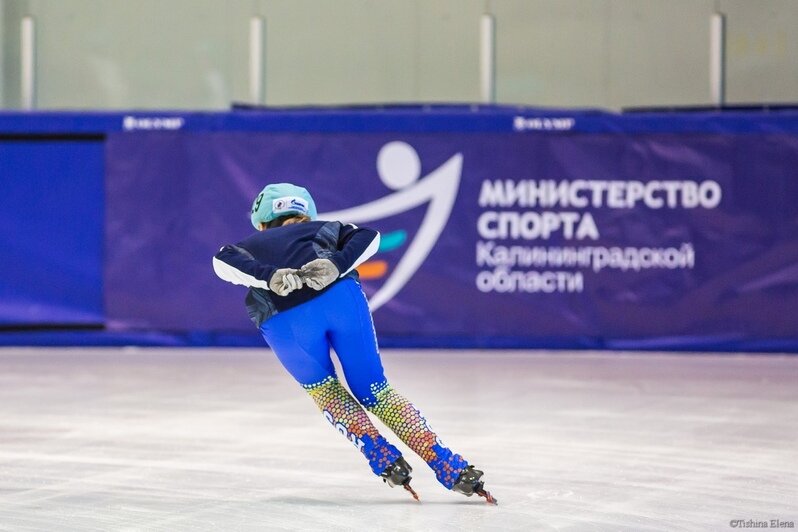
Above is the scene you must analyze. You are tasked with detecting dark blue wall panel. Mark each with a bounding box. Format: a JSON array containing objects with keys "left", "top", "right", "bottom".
[{"left": 0, "top": 138, "right": 105, "bottom": 326}]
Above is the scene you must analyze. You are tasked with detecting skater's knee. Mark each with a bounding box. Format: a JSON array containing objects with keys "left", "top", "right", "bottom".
[
  {"left": 302, "top": 375, "right": 338, "bottom": 394},
  {"left": 302, "top": 375, "right": 345, "bottom": 408},
  {"left": 351, "top": 379, "right": 391, "bottom": 408}
]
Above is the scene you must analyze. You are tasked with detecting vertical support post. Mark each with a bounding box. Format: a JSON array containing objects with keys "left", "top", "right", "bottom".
[
  {"left": 480, "top": 13, "right": 496, "bottom": 104},
  {"left": 21, "top": 15, "right": 36, "bottom": 110},
  {"left": 249, "top": 16, "right": 265, "bottom": 105},
  {"left": 709, "top": 12, "right": 726, "bottom": 107}
]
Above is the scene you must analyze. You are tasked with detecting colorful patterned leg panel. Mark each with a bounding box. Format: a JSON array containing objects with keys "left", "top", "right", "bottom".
[
  {"left": 304, "top": 377, "right": 400, "bottom": 476},
  {"left": 368, "top": 383, "right": 469, "bottom": 489}
]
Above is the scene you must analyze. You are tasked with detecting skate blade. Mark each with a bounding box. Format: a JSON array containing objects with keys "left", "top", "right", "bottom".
[
  {"left": 476, "top": 488, "right": 497, "bottom": 505},
  {"left": 404, "top": 483, "right": 420, "bottom": 501}
]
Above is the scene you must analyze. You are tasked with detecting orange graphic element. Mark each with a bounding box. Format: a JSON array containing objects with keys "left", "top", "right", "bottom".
[{"left": 357, "top": 260, "right": 388, "bottom": 280}]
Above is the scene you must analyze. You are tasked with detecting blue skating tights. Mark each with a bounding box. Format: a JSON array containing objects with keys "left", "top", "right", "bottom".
[{"left": 259, "top": 277, "right": 468, "bottom": 489}]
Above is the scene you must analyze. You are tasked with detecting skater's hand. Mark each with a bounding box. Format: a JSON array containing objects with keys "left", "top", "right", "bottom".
[
  {"left": 269, "top": 268, "right": 303, "bottom": 296},
  {"left": 299, "top": 258, "right": 339, "bottom": 291}
]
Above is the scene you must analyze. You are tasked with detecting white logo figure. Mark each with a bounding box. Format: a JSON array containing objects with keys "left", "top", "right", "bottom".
[{"left": 320, "top": 141, "right": 463, "bottom": 311}]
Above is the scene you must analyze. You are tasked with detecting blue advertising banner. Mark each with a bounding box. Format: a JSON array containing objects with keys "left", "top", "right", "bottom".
[{"left": 103, "top": 115, "right": 798, "bottom": 349}]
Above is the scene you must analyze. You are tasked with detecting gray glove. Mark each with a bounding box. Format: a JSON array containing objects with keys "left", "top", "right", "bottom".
[
  {"left": 269, "top": 268, "right": 303, "bottom": 296},
  {"left": 299, "top": 258, "right": 340, "bottom": 291}
]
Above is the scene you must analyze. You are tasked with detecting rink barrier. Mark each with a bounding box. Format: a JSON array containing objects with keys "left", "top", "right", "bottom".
[{"left": 1, "top": 105, "right": 797, "bottom": 351}]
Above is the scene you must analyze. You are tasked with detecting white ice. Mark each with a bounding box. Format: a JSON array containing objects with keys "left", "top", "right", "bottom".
[{"left": 0, "top": 348, "right": 796, "bottom": 531}]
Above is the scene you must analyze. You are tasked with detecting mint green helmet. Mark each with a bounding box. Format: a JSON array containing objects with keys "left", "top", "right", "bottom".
[{"left": 250, "top": 183, "right": 317, "bottom": 229}]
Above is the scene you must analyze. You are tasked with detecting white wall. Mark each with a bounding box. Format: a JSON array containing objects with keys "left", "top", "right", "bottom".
[
  {"left": 1, "top": 0, "right": 25, "bottom": 108},
  {"left": 722, "top": 0, "right": 798, "bottom": 103},
  {"left": 0, "top": 1, "right": 4, "bottom": 106},
  {"left": 1, "top": 0, "right": 796, "bottom": 110}
]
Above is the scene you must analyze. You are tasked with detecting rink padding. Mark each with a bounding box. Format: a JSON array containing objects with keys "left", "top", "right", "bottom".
[{"left": 1, "top": 105, "right": 797, "bottom": 351}]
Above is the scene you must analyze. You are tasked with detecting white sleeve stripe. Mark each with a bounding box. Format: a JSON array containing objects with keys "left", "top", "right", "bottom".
[
  {"left": 340, "top": 233, "right": 380, "bottom": 276},
  {"left": 212, "top": 256, "right": 271, "bottom": 290}
]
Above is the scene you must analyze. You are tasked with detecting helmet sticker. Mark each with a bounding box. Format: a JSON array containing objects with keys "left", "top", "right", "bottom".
[{"left": 272, "top": 196, "right": 309, "bottom": 215}]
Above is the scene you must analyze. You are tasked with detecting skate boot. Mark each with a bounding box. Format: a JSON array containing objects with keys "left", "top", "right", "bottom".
[
  {"left": 380, "top": 456, "right": 419, "bottom": 501},
  {"left": 452, "top": 465, "right": 497, "bottom": 505}
]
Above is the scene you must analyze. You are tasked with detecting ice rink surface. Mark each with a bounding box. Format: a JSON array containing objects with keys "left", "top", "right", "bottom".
[{"left": 0, "top": 347, "right": 796, "bottom": 532}]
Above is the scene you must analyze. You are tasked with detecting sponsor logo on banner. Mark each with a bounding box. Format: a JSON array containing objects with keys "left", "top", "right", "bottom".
[
  {"left": 122, "top": 115, "right": 185, "bottom": 131},
  {"left": 513, "top": 115, "right": 575, "bottom": 131},
  {"left": 320, "top": 141, "right": 462, "bottom": 311}
]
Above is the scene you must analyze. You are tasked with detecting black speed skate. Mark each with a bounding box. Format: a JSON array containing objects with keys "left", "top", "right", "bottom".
[
  {"left": 452, "top": 465, "right": 497, "bottom": 505},
  {"left": 381, "top": 456, "right": 419, "bottom": 501}
]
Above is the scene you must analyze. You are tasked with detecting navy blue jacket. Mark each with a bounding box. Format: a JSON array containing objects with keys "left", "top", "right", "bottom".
[{"left": 213, "top": 221, "right": 380, "bottom": 326}]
